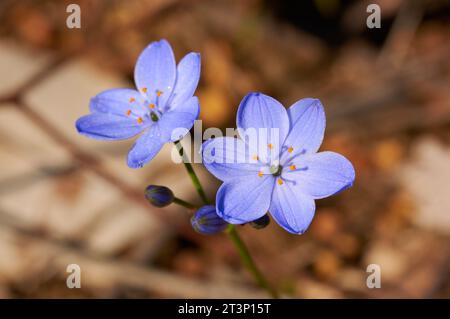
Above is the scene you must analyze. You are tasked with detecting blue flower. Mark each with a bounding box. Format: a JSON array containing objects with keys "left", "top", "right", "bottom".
[
  {"left": 202, "top": 93, "right": 355, "bottom": 234},
  {"left": 76, "top": 39, "right": 200, "bottom": 168},
  {"left": 191, "top": 205, "right": 228, "bottom": 235}
]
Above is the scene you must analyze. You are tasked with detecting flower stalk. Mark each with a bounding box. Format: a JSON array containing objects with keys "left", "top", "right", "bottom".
[
  {"left": 173, "top": 197, "right": 198, "bottom": 210},
  {"left": 174, "top": 141, "right": 279, "bottom": 298},
  {"left": 226, "top": 224, "right": 279, "bottom": 298},
  {"left": 175, "top": 141, "right": 209, "bottom": 205}
]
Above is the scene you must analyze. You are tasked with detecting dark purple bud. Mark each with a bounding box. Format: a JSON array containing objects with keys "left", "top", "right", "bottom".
[
  {"left": 191, "top": 205, "right": 228, "bottom": 235},
  {"left": 145, "top": 185, "right": 174, "bottom": 207},
  {"left": 249, "top": 214, "right": 271, "bottom": 229}
]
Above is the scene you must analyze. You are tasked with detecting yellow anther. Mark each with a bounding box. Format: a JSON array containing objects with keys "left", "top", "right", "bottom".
[
  {"left": 258, "top": 171, "right": 264, "bottom": 177},
  {"left": 126, "top": 109, "right": 132, "bottom": 116},
  {"left": 268, "top": 143, "right": 273, "bottom": 150},
  {"left": 142, "top": 87, "right": 148, "bottom": 93},
  {"left": 129, "top": 97, "right": 135, "bottom": 103},
  {"left": 156, "top": 90, "right": 163, "bottom": 97},
  {"left": 290, "top": 165, "right": 296, "bottom": 170},
  {"left": 252, "top": 154, "right": 259, "bottom": 161},
  {"left": 277, "top": 178, "right": 283, "bottom": 185},
  {"left": 149, "top": 103, "right": 155, "bottom": 109},
  {"left": 137, "top": 117, "right": 143, "bottom": 124},
  {"left": 288, "top": 146, "right": 294, "bottom": 153}
]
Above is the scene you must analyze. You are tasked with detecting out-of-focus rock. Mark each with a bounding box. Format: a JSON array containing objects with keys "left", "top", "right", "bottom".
[
  {"left": 0, "top": 41, "right": 50, "bottom": 97},
  {"left": 0, "top": 105, "right": 71, "bottom": 183},
  {"left": 399, "top": 138, "right": 450, "bottom": 235},
  {"left": 364, "top": 230, "right": 450, "bottom": 297},
  {"left": 363, "top": 240, "right": 408, "bottom": 284}
]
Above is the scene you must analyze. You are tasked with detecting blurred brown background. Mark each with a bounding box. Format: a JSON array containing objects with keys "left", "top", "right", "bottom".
[{"left": 0, "top": 0, "right": 449, "bottom": 298}]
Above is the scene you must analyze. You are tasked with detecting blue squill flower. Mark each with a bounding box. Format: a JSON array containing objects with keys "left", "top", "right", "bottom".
[
  {"left": 191, "top": 205, "right": 228, "bottom": 235},
  {"left": 202, "top": 93, "right": 355, "bottom": 234},
  {"left": 76, "top": 39, "right": 200, "bottom": 168}
]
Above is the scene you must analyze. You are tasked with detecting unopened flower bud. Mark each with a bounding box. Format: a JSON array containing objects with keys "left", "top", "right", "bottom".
[
  {"left": 191, "top": 205, "right": 228, "bottom": 235},
  {"left": 145, "top": 185, "right": 174, "bottom": 207},
  {"left": 249, "top": 214, "right": 271, "bottom": 229}
]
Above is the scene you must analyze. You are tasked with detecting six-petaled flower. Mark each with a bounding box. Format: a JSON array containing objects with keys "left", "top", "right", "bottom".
[
  {"left": 76, "top": 39, "right": 201, "bottom": 168},
  {"left": 202, "top": 93, "right": 355, "bottom": 234}
]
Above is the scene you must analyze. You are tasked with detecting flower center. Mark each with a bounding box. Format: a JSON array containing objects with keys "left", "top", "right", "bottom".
[
  {"left": 150, "top": 111, "right": 159, "bottom": 122},
  {"left": 269, "top": 164, "right": 283, "bottom": 176}
]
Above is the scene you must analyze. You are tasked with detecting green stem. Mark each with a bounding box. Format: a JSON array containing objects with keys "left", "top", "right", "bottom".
[
  {"left": 226, "top": 225, "right": 279, "bottom": 298},
  {"left": 173, "top": 197, "right": 198, "bottom": 210},
  {"left": 174, "top": 141, "right": 279, "bottom": 298},
  {"left": 175, "top": 141, "right": 209, "bottom": 205}
]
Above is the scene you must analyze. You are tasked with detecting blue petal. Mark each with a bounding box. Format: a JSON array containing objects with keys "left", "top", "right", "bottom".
[
  {"left": 216, "top": 176, "right": 274, "bottom": 224},
  {"left": 283, "top": 98, "right": 325, "bottom": 157},
  {"left": 89, "top": 88, "right": 146, "bottom": 116},
  {"left": 127, "top": 124, "right": 166, "bottom": 168},
  {"left": 167, "top": 95, "right": 200, "bottom": 119},
  {"left": 158, "top": 97, "right": 199, "bottom": 142},
  {"left": 287, "top": 98, "right": 321, "bottom": 126},
  {"left": 76, "top": 113, "right": 145, "bottom": 141},
  {"left": 284, "top": 151, "right": 355, "bottom": 199},
  {"left": 134, "top": 39, "right": 176, "bottom": 108},
  {"left": 236, "top": 93, "right": 290, "bottom": 161},
  {"left": 269, "top": 184, "right": 315, "bottom": 234},
  {"left": 169, "top": 52, "right": 201, "bottom": 109},
  {"left": 202, "top": 137, "right": 261, "bottom": 182}
]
